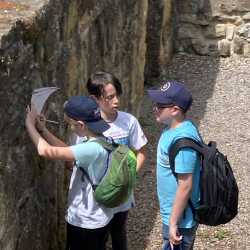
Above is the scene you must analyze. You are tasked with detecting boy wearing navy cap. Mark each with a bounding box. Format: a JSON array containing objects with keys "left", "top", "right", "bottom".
[
  {"left": 148, "top": 80, "right": 201, "bottom": 250},
  {"left": 26, "top": 96, "right": 114, "bottom": 250}
]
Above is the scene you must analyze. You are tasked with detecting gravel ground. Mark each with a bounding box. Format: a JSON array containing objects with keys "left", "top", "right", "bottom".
[{"left": 126, "top": 54, "right": 250, "bottom": 250}]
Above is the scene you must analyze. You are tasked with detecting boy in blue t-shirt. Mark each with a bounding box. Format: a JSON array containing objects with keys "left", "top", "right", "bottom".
[{"left": 148, "top": 80, "right": 201, "bottom": 250}]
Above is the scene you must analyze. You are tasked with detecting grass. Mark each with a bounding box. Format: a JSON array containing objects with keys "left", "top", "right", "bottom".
[
  {"left": 214, "top": 229, "right": 231, "bottom": 241},
  {"left": 197, "top": 226, "right": 232, "bottom": 242}
]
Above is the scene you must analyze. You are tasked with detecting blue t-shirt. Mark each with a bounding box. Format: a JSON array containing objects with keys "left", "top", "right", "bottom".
[
  {"left": 157, "top": 120, "right": 201, "bottom": 228},
  {"left": 66, "top": 138, "right": 113, "bottom": 229},
  {"left": 70, "top": 139, "right": 109, "bottom": 185}
]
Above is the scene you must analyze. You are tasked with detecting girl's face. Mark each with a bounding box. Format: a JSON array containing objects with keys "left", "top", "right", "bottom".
[{"left": 96, "top": 83, "right": 120, "bottom": 116}]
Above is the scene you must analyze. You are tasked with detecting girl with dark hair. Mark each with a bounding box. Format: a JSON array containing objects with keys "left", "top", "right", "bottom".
[{"left": 85, "top": 71, "right": 148, "bottom": 250}]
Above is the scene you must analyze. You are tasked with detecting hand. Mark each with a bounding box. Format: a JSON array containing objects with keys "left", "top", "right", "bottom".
[
  {"left": 25, "top": 104, "right": 38, "bottom": 125},
  {"left": 169, "top": 224, "right": 182, "bottom": 249},
  {"left": 36, "top": 114, "right": 46, "bottom": 132}
]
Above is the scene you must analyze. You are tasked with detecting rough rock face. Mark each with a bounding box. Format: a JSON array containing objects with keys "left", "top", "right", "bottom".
[
  {"left": 174, "top": 0, "right": 250, "bottom": 56},
  {"left": 61, "top": 0, "right": 148, "bottom": 115},
  {"left": 0, "top": 0, "right": 149, "bottom": 249},
  {"left": 144, "top": 0, "right": 173, "bottom": 83}
]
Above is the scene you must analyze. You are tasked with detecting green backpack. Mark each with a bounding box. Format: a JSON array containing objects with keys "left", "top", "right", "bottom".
[{"left": 82, "top": 139, "right": 137, "bottom": 208}]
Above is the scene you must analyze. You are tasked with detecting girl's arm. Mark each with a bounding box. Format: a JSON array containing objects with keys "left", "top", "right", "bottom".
[
  {"left": 136, "top": 146, "right": 146, "bottom": 172},
  {"left": 36, "top": 115, "right": 67, "bottom": 147},
  {"left": 39, "top": 127, "right": 67, "bottom": 147}
]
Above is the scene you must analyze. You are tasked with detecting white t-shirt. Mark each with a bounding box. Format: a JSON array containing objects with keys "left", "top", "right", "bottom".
[
  {"left": 65, "top": 138, "right": 114, "bottom": 229},
  {"left": 103, "top": 111, "right": 148, "bottom": 213}
]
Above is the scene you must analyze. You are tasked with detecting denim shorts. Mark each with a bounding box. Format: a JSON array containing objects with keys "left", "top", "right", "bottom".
[{"left": 162, "top": 224, "right": 198, "bottom": 250}]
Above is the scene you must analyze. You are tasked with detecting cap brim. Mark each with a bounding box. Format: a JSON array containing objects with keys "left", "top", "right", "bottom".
[
  {"left": 147, "top": 89, "right": 173, "bottom": 104},
  {"left": 86, "top": 119, "right": 110, "bottom": 134}
]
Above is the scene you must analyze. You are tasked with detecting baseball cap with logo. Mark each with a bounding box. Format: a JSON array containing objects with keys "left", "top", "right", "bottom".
[
  {"left": 147, "top": 80, "right": 193, "bottom": 112},
  {"left": 64, "top": 96, "right": 110, "bottom": 134}
]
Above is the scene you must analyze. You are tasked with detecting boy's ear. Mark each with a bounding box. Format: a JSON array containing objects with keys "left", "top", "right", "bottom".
[
  {"left": 171, "top": 106, "right": 183, "bottom": 116},
  {"left": 76, "top": 120, "right": 85, "bottom": 127}
]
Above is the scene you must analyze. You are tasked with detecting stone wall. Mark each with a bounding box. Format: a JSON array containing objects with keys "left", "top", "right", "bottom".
[
  {"left": 61, "top": 0, "right": 148, "bottom": 115},
  {"left": 174, "top": 0, "right": 250, "bottom": 56},
  {"left": 0, "top": 0, "right": 150, "bottom": 249},
  {"left": 0, "top": 1, "right": 67, "bottom": 249},
  {"left": 144, "top": 0, "right": 173, "bottom": 83},
  {"left": 1, "top": 0, "right": 249, "bottom": 249}
]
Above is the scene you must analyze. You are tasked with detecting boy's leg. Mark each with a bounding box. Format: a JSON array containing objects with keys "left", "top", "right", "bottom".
[
  {"left": 109, "top": 211, "right": 129, "bottom": 250},
  {"left": 178, "top": 225, "right": 198, "bottom": 250},
  {"left": 66, "top": 222, "right": 109, "bottom": 250},
  {"left": 162, "top": 224, "right": 198, "bottom": 250}
]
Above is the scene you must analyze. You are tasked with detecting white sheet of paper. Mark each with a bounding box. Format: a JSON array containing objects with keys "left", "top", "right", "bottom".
[{"left": 31, "top": 87, "right": 60, "bottom": 114}]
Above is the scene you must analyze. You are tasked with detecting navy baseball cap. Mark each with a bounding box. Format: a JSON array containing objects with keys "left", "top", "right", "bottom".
[
  {"left": 64, "top": 96, "right": 110, "bottom": 134},
  {"left": 147, "top": 80, "right": 193, "bottom": 112}
]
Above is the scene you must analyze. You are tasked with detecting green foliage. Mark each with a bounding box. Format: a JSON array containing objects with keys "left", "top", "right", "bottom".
[{"left": 214, "top": 229, "right": 231, "bottom": 241}]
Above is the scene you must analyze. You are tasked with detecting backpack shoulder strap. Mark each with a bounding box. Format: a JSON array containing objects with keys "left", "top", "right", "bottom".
[
  {"left": 168, "top": 137, "right": 204, "bottom": 175},
  {"left": 80, "top": 167, "right": 97, "bottom": 190},
  {"left": 168, "top": 137, "right": 203, "bottom": 219}
]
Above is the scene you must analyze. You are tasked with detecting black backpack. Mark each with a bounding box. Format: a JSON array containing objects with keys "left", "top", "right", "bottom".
[{"left": 169, "top": 137, "right": 239, "bottom": 226}]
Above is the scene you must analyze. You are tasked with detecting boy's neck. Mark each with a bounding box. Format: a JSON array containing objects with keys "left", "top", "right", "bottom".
[
  {"left": 101, "top": 110, "right": 118, "bottom": 123},
  {"left": 169, "top": 115, "right": 187, "bottom": 129},
  {"left": 170, "top": 120, "right": 184, "bottom": 129}
]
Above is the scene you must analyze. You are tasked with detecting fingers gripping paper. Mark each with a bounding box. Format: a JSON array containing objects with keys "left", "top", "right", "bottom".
[{"left": 31, "top": 87, "right": 59, "bottom": 114}]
